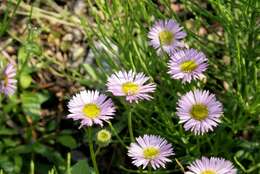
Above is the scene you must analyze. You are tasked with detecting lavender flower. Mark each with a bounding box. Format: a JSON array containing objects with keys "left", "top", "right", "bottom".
[
  {"left": 67, "top": 90, "right": 116, "bottom": 128},
  {"left": 148, "top": 19, "right": 186, "bottom": 54},
  {"left": 185, "top": 156, "right": 237, "bottom": 174},
  {"left": 0, "top": 63, "right": 17, "bottom": 96},
  {"left": 176, "top": 90, "right": 223, "bottom": 135},
  {"left": 128, "top": 134, "right": 174, "bottom": 169},
  {"left": 168, "top": 49, "right": 208, "bottom": 83},
  {"left": 107, "top": 70, "right": 156, "bottom": 103}
]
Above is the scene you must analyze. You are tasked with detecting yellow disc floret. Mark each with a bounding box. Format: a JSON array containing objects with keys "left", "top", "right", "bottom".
[
  {"left": 159, "top": 30, "right": 174, "bottom": 45},
  {"left": 122, "top": 82, "right": 139, "bottom": 95},
  {"left": 1, "top": 75, "right": 8, "bottom": 87},
  {"left": 143, "top": 147, "right": 160, "bottom": 159},
  {"left": 83, "top": 104, "right": 101, "bottom": 118},
  {"left": 201, "top": 170, "right": 216, "bottom": 174},
  {"left": 190, "top": 104, "right": 209, "bottom": 120},
  {"left": 180, "top": 60, "right": 198, "bottom": 73}
]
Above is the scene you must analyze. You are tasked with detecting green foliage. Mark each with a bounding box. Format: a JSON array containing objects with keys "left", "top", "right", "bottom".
[
  {"left": 0, "top": 0, "right": 259, "bottom": 173},
  {"left": 57, "top": 135, "right": 77, "bottom": 149},
  {"left": 0, "top": 0, "right": 22, "bottom": 36},
  {"left": 80, "top": 0, "right": 260, "bottom": 173},
  {"left": 71, "top": 159, "right": 92, "bottom": 174},
  {"left": 21, "top": 92, "right": 48, "bottom": 121}
]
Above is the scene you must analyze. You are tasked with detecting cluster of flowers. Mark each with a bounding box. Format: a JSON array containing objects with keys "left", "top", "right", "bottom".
[
  {"left": 67, "top": 19, "right": 237, "bottom": 173},
  {"left": 0, "top": 19, "right": 236, "bottom": 173},
  {"left": 0, "top": 63, "right": 17, "bottom": 96}
]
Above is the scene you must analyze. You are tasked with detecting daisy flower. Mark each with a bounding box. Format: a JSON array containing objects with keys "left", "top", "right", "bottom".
[
  {"left": 67, "top": 90, "right": 116, "bottom": 128},
  {"left": 128, "top": 134, "right": 174, "bottom": 169},
  {"left": 106, "top": 70, "right": 156, "bottom": 103},
  {"left": 148, "top": 19, "right": 186, "bottom": 54},
  {"left": 0, "top": 63, "right": 17, "bottom": 96},
  {"left": 176, "top": 90, "right": 223, "bottom": 135},
  {"left": 185, "top": 156, "right": 237, "bottom": 174},
  {"left": 168, "top": 49, "right": 208, "bottom": 83}
]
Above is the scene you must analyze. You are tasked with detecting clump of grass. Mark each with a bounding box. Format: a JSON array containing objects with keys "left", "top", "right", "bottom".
[
  {"left": 81, "top": 0, "right": 260, "bottom": 173},
  {"left": 0, "top": 0, "right": 259, "bottom": 173}
]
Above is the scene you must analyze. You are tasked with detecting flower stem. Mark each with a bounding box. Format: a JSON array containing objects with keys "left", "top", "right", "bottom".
[
  {"left": 87, "top": 127, "right": 99, "bottom": 174},
  {"left": 66, "top": 153, "right": 71, "bottom": 174},
  {"left": 175, "top": 158, "right": 185, "bottom": 173},
  {"left": 108, "top": 122, "right": 127, "bottom": 148},
  {"left": 95, "top": 146, "right": 101, "bottom": 156},
  {"left": 148, "top": 166, "right": 152, "bottom": 174},
  {"left": 30, "top": 160, "right": 34, "bottom": 174},
  {"left": 128, "top": 110, "right": 134, "bottom": 142}
]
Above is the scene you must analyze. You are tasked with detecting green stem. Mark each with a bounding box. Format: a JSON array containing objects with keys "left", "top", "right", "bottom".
[
  {"left": 95, "top": 146, "right": 101, "bottom": 156},
  {"left": 66, "top": 153, "right": 71, "bottom": 174},
  {"left": 119, "top": 165, "right": 140, "bottom": 173},
  {"left": 87, "top": 128, "right": 99, "bottom": 174},
  {"left": 148, "top": 166, "right": 152, "bottom": 174},
  {"left": 108, "top": 122, "right": 127, "bottom": 148},
  {"left": 128, "top": 110, "right": 134, "bottom": 142},
  {"left": 0, "top": 94, "right": 2, "bottom": 108},
  {"left": 175, "top": 158, "right": 185, "bottom": 173},
  {"left": 30, "top": 160, "right": 34, "bottom": 174}
]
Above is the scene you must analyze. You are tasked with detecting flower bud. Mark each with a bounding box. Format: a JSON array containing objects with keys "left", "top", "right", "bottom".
[{"left": 96, "top": 129, "right": 111, "bottom": 147}]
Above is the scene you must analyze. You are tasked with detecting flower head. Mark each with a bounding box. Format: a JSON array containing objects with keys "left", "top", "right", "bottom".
[
  {"left": 148, "top": 19, "right": 186, "bottom": 54},
  {"left": 0, "top": 63, "right": 17, "bottom": 96},
  {"left": 185, "top": 157, "right": 237, "bottom": 174},
  {"left": 67, "top": 90, "right": 116, "bottom": 128},
  {"left": 107, "top": 70, "right": 156, "bottom": 103},
  {"left": 168, "top": 49, "right": 208, "bottom": 83},
  {"left": 128, "top": 134, "right": 174, "bottom": 169},
  {"left": 176, "top": 90, "right": 223, "bottom": 135}
]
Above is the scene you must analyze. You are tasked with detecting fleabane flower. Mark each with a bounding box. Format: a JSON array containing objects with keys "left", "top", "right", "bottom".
[
  {"left": 168, "top": 49, "right": 208, "bottom": 83},
  {"left": 148, "top": 19, "right": 186, "bottom": 54},
  {"left": 0, "top": 63, "right": 17, "bottom": 96},
  {"left": 128, "top": 134, "right": 174, "bottom": 170},
  {"left": 106, "top": 70, "right": 156, "bottom": 103},
  {"left": 67, "top": 90, "right": 116, "bottom": 128},
  {"left": 176, "top": 90, "right": 223, "bottom": 135},
  {"left": 185, "top": 156, "right": 237, "bottom": 174}
]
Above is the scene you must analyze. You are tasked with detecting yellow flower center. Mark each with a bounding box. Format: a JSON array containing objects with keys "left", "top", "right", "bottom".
[
  {"left": 3, "top": 76, "right": 8, "bottom": 87},
  {"left": 159, "top": 30, "right": 174, "bottom": 45},
  {"left": 1, "top": 73, "right": 8, "bottom": 87},
  {"left": 82, "top": 104, "right": 101, "bottom": 119},
  {"left": 143, "top": 147, "right": 159, "bottom": 159},
  {"left": 122, "top": 82, "right": 139, "bottom": 95},
  {"left": 201, "top": 170, "right": 216, "bottom": 174},
  {"left": 190, "top": 104, "right": 209, "bottom": 120},
  {"left": 180, "top": 60, "right": 198, "bottom": 72}
]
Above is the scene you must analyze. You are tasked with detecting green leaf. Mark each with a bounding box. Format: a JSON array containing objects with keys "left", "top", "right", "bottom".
[
  {"left": 57, "top": 135, "right": 77, "bottom": 149},
  {"left": 6, "top": 145, "right": 32, "bottom": 155},
  {"left": 13, "top": 156, "right": 22, "bottom": 173},
  {"left": 0, "top": 128, "right": 18, "bottom": 135},
  {"left": 18, "top": 41, "right": 42, "bottom": 71},
  {"left": 3, "top": 139, "right": 19, "bottom": 147},
  {"left": 25, "top": 41, "right": 42, "bottom": 56},
  {"left": 20, "top": 92, "right": 48, "bottom": 122},
  {"left": 83, "top": 64, "right": 98, "bottom": 81},
  {"left": 17, "top": 46, "right": 28, "bottom": 66},
  {"left": 19, "top": 73, "right": 32, "bottom": 89},
  {"left": 71, "top": 159, "right": 92, "bottom": 174},
  {"left": 32, "top": 142, "right": 65, "bottom": 165}
]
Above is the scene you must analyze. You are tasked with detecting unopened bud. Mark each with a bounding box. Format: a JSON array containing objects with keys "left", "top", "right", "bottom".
[{"left": 96, "top": 129, "right": 111, "bottom": 146}]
